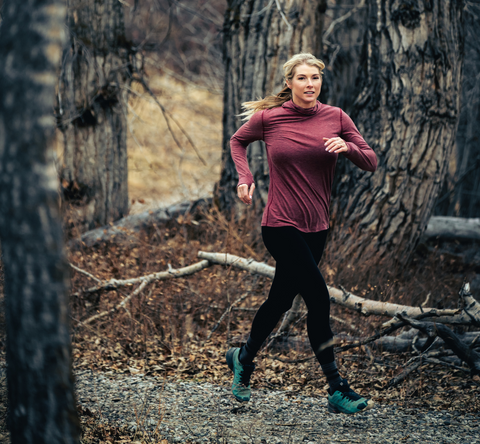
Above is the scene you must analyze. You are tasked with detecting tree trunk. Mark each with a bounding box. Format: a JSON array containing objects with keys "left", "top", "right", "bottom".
[
  {"left": 320, "top": 0, "right": 367, "bottom": 112},
  {"left": 330, "top": 0, "right": 463, "bottom": 269},
  {"left": 215, "top": 0, "right": 326, "bottom": 215},
  {"left": 0, "top": 0, "right": 80, "bottom": 442},
  {"left": 436, "top": 5, "right": 480, "bottom": 218},
  {"left": 57, "top": 0, "right": 131, "bottom": 231}
]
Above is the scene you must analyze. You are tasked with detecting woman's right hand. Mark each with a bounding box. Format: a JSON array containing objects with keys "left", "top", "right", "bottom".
[{"left": 237, "top": 183, "right": 255, "bottom": 205}]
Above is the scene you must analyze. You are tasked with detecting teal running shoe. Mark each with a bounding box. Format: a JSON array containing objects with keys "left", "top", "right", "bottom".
[
  {"left": 328, "top": 379, "right": 374, "bottom": 414},
  {"left": 226, "top": 347, "right": 255, "bottom": 402}
]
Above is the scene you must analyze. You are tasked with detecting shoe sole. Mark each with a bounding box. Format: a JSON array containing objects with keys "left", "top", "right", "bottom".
[{"left": 328, "top": 399, "right": 375, "bottom": 415}]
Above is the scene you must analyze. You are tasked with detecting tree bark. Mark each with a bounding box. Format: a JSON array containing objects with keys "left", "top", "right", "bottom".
[
  {"left": 435, "top": 5, "right": 480, "bottom": 218},
  {"left": 330, "top": 0, "right": 464, "bottom": 268},
  {"left": 0, "top": 0, "right": 80, "bottom": 442},
  {"left": 215, "top": 0, "right": 325, "bottom": 215},
  {"left": 320, "top": 0, "right": 367, "bottom": 112},
  {"left": 57, "top": 0, "right": 131, "bottom": 231}
]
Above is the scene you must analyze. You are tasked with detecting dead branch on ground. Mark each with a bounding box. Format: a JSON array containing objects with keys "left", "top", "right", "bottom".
[
  {"left": 73, "top": 260, "right": 210, "bottom": 325},
  {"left": 399, "top": 315, "right": 480, "bottom": 376},
  {"left": 197, "top": 251, "right": 478, "bottom": 326}
]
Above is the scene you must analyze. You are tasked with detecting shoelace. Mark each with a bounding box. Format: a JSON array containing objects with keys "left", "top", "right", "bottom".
[
  {"left": 239, "top": 365, "right": 254, "bottom": 386},
  {"left": 340, "top": 390, "right": 362, "bottom": 402}
]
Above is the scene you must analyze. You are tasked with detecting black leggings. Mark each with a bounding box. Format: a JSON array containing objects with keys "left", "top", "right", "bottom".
[{"left": 250, "top": 226, "right": 334, "bottom": 364}]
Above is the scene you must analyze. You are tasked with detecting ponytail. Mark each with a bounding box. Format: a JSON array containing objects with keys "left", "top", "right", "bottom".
[{"left": 239, "top": 87, "right": 292, "bottom": 121}]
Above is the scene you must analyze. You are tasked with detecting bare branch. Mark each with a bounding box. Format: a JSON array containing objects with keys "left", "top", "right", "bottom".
[
  {"left": 81, "top": 260, "right": 210, "bottom": 294},
  {"left": 336, "top": 320, "right": 407, "bottom": 352},
  {"left": 70, "top": 263, "right": 102, "bottom": 283},
  {"left": 399, "top": 315, "right": 480, "bottom": 376},
  {"left": 207, "top": 291, "right": 251, "bottom": 340},
  {"left": 388, "top": 357, "right": 424, "bottom": 387},
  {"left": 197, "top": 251, "right": 471, "bottom": 324},
  {"left": 80, "top": 280, "right": 149, "bottom": 325},
  {"left": 74, "top": 260, "right": 210, "bottom": 326},
  {"left": 133, "top": 76, "right": 207, "bottom": 165}
]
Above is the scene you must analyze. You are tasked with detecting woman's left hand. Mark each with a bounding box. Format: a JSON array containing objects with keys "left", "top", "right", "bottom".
[{"left": 323, "top": 137, "right": 348, "bottom": 154}]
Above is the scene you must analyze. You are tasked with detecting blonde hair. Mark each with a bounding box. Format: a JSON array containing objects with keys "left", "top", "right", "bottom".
[{"left": 240, "top": 53, "right": 325, "bottom": 121}]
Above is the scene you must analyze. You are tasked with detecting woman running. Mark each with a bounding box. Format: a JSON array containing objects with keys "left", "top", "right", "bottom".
[{"left": 226, "top": 53, "right": 377, "bottom": 415}]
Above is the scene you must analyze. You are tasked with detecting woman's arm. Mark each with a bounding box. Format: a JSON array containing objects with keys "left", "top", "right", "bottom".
[
  {"left": 230, "top": 111, "right": 265, "bottom": 188},
  {"left": 339, "top": 110, "right": 377, "bottom": 172}
]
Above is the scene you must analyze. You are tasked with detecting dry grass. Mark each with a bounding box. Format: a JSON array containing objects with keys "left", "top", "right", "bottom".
[{"left": 126, "top": 72, "right": 223, "bottom": 213}]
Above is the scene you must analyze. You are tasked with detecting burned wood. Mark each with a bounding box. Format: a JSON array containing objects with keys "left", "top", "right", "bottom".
[
  {"left": 399, "top": 315, "right": 480, "bottom": 376},
  {"left": 458, "top": 282, "right": 480, "bottom": 327}
]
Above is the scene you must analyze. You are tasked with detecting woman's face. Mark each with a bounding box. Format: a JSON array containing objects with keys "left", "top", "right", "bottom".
[{"left": 286, "top": 64, "right": 322, "bottom": 109}]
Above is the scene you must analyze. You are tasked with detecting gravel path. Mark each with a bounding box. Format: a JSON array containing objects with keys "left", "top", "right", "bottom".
[{"left": 76, "top": 370, "right": 480, "bottom": 443}]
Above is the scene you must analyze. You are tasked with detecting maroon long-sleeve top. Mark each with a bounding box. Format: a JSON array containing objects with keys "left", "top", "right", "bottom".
[{"left": 230, "top": 100, "right": 377, "bottom": 232}]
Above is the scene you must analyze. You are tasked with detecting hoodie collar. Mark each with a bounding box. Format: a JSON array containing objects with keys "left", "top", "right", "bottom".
[{"left": 282, "top": 99, "right": 321, "bottom": 116}]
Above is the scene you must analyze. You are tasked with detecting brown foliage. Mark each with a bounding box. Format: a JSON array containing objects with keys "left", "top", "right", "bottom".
[
  {"left": 0, "top": 209, "right": 479, "bottom": 443},
  {"left": 65, "top": 206, "right": 480, "bottom": 417}
]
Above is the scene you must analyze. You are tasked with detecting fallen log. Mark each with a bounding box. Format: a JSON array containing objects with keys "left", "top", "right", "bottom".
[
  {"left": 69, "top": 199, "right": 210, "bottom": 249},
  {"left": 266, "top": 329, "right": 480, "bottom": 355},
  {"left": 424, "top": 216, "right": 480, "bottom": 242},
  {"left": 339, "top": 330, "right": 480, "bottom": 354},
  {"left": 198, "top": 251, "right": 479, "bottom": 325}
]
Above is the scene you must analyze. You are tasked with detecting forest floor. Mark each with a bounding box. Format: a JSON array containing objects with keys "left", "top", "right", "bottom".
[{"left": 0, "top": 72, "right": 479, "bottom": 443}]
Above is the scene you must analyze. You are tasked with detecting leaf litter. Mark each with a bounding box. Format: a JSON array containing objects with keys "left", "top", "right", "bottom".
[{"left": 62, "top": 207, "right": 480, "bottom": 443}]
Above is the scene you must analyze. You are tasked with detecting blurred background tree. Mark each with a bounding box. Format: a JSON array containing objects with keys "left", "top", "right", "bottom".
[
  {"left": 435, "top": 1, "right": 480, "bottom": 218},
  {"left": 0, "top": 0, "right": 80, "bottom": 442},
  {"left": 56, "top": 0, "right": 133, "bottom": 231}
]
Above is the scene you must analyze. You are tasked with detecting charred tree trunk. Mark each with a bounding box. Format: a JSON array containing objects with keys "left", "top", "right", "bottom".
[
  {"left": 320, "top": 0, "right": 367, "bottom": 112},
  {"left": 330, "top": 0, "right": 463, "bottom": 269},
  {"left": 0, "top": 0, "right": 80, "bottom": 442},
  {"left": 436, "top": 5, "right": 480, "bottom": 218},
  {"left": 57, "top": 0, "right": 131, "bottom": 231},
  {"left": 215, "top": 0, "right": 326, "bottom": 215}
]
